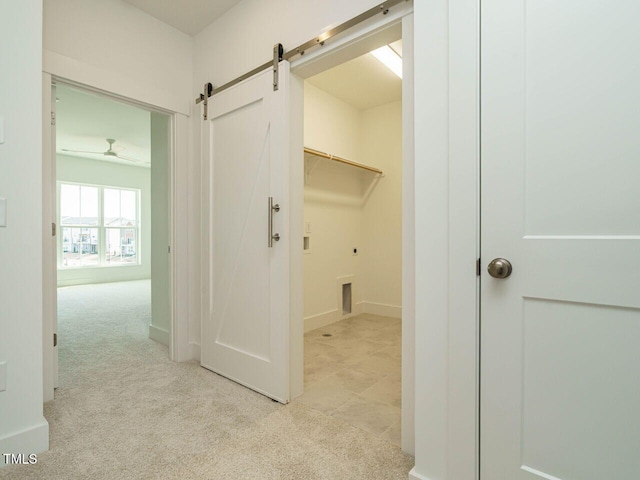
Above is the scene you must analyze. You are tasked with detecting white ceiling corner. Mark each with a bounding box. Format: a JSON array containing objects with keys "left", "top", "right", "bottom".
[
  {"left": 122, "top": 0, "right": 243, "bottom": 36},
  {"left": 306, "top": 43, "right": 403, "bottom": 111},
  {"left": 389, "top": 39, "right": 402, "bottom": 57}
]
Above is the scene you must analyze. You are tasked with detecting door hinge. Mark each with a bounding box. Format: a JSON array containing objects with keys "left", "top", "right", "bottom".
[
  {"left": 51, "top": 111, "right": 56, "bottom": 126},
  {"left": 53, "top": 333, "right": 57, "bottom": 347},
  {"left": 52, "top": 222, "right": 56, "bottom": 236},
  {"left": 476, "top": 258, "right": 481, "bottom": 276}
]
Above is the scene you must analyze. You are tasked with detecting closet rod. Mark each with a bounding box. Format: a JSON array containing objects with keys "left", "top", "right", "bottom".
[{"left": 304, "top": 147, "right": 383, "bottom": 175}]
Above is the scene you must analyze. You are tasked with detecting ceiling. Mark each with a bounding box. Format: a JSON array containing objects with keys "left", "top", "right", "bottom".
[
  {"left": 123, "top": 0, "right": 243, "bottom": 36},
  {"left": 56, "top": 84, "right": 151, "bottom": 168},
  {"left": 306, "top": 40, "right": 402, "bottom": 111}
]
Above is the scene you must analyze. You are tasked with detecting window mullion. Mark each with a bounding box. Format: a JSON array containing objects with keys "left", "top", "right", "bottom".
[{"left": 99, "top": 186, "right": 105, "bottom": 266}]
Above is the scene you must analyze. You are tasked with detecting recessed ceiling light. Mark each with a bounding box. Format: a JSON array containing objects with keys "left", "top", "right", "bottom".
[{"left": 370, "top": 45, "right": 402, "bottom": 79}]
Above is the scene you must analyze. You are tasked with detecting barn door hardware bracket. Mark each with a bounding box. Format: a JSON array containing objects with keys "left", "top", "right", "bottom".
[
  {"left": 273, "top": 43, "right": 284, "bottom": 91},
  {"left": 195, "top": 82, "right": 213, "bottom": 120}
]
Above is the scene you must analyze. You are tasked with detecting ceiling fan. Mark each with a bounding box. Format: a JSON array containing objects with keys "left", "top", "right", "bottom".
[{"left": 61, "top": 138, "right": 146, "bottom": 164}]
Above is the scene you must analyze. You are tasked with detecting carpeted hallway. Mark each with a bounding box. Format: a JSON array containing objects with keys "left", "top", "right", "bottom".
[{"left": 1, "top": 280, "right": 413, "bottom": 479}]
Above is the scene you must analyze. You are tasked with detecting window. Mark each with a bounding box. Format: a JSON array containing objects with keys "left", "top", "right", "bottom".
[{"left": 59, "top": 183, "right": 140, "bottom": 268}]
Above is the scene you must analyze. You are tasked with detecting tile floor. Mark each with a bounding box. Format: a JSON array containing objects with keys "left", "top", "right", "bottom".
[{"left": 296, "top": 313, "right": 402, "bottom": 446}]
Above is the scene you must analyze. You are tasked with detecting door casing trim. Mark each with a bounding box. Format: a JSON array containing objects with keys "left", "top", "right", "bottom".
[{"left": 42, "top": 69, "right": 190, "bottom": 404}]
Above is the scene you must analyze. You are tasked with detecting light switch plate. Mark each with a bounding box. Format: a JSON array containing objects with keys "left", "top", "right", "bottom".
[
  {"left": 0, "top": 361, "right": 7, "bottom": 392},
  {"left": 0, "top": 198, "right": 6, "bottom": 227}
]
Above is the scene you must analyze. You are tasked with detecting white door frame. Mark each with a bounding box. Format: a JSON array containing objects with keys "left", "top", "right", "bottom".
[
  {"left": 288, "top": 4, "right": 417, "bottom": 456},
  {"left": 42, "top": 74, "right": 58, "bottom": 401},
  {"left": 42, "top": 64, "right": 192, "bottom": 402},
  {"left": 412, "top": 1, "right": 480, "bottom": 479}
]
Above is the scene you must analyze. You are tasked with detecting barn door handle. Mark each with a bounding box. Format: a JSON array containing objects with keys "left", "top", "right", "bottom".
[{"left": 268, "top": 197, "right": 280, "bottom": 247}]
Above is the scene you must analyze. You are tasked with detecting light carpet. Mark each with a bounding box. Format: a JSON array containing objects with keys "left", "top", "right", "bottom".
[{"left": 1, "top": 280, "right": 414, "bottom": 479}]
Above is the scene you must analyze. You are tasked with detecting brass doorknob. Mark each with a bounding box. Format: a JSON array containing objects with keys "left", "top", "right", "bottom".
[{"left": 487, "top": 258, "right": 512, "bottom": 279}]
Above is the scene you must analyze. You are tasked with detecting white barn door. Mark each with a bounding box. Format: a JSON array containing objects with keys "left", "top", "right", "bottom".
[
  {"left": 481, "top": 1, "right": 640, "bottom": 479},
  {"left": 201, "top": 63, "right": 291, "bottom": 403}
]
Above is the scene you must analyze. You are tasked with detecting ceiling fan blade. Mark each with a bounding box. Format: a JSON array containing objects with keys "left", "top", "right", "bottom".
[
  {"left": 61, "top": 148, "right": 103, "bottom": 155},
  {"left": 117, "top": 154, "right": 147, "bottom": 164}
]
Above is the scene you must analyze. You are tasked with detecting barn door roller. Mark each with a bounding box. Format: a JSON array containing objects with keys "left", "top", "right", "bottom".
[
  {"left": 195, "top": 82, "right": 213, "bottom": 120},
  {"left": 273, "top": 43, "right": 284, "bottom": 91},
  {"left": 194, "top": 0, "right": 407, "bottom": 119}
]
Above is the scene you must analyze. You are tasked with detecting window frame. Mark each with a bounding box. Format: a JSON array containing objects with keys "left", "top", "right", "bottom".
[{"left": 57, "top": 181, "right": 141, "bottom": 269}]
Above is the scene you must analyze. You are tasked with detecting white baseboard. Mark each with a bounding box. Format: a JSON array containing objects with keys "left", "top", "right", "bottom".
[
  {"left": 189, "top": 342, "right": 201, "bottom": 361},
  {"left": 408, "top": 467, "right": 433, "bottom": 480},
  {"left": 149, "top": 324, "right": 170, "bottom": 346},
  {"left": 304, "top": 309, "right": 339, "bottom": 332},
  {"left": 361, "top": 301, "right": 402, "bottom": 318},
  {"left": 0, "top": 419, "right": 49, "bottom": 467},
  {"left": 304, "top": 303, "right": 371, "bottom": 332}
]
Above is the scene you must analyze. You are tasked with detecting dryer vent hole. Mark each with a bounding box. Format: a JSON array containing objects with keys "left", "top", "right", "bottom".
[{"left": 342, "top": 283, "right": 352, "bottom": 315}]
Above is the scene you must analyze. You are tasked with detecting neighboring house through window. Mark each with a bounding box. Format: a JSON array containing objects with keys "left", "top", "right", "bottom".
[{"left": 59, "top": 183, "right": 140, "bottom": 268}]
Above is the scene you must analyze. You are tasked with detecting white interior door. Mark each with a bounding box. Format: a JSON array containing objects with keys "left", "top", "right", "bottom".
[
  {"left": 201, "top": 63, "right": 291, "bottom": 403},
  {"left": 481, "top": 1, "right": 640, "bottom": 479}
]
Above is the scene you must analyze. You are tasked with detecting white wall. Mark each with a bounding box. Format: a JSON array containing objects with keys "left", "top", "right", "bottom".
[
  {"left": 303, "top": 84, "right": 364, "bottom": 329},
  {"left": 43, "top": 0, "right": 193, "bottom": 114},
  {"left": 194, "top": 0, "right": 381, "bottom": 92},
  {"left": 303, "top": 187, "right": 363, "bottom": 328},
  {"left": 304, "top": 84, "right": 362, "bottom": 162},
  {"left": 56, "top": 155, "right": 151, "bottom": 286},
  {"left": 0, "top": 0, "right": 49, "bottom": 460},
  {"left": 150, "top": 113, "right": 171, "bottom": 346},
  {"left": 361, "top": 101, "right": 402, "bottom": 318}
]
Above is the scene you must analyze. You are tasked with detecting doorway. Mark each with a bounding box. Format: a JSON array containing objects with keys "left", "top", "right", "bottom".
[
  {"left": 300, "top": 46, "right": 402, "bottom": 446},
  {"left": 295, "top": 43, "right": 404, "bottom": 446},
  {"left": 45, "top": 80, "right": 173, "bottom": 394}
]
